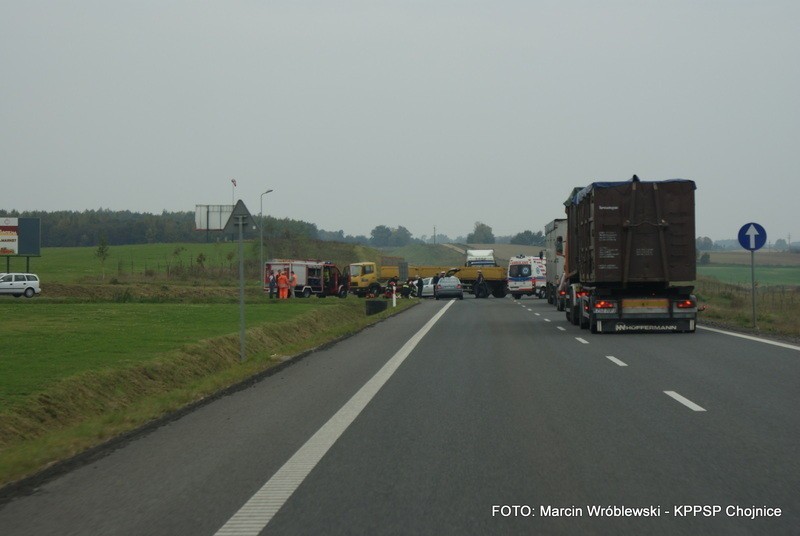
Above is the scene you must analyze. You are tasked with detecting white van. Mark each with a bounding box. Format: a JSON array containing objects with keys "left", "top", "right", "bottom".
[{"left": 506, "top": 256, "right": 545, "bottom": 299}]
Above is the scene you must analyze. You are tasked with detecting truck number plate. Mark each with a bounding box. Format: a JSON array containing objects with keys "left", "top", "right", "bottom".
[{"left": 622, "top": 299, "right": 669, "bottom": 309}]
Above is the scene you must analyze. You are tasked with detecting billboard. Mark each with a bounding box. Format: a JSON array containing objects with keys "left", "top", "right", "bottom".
[
  {"left": 195, "top": 205, "right": 234, "bottom": 231},
  {"left": 0, "top": 217, "right": 41, "bottom": 257}
]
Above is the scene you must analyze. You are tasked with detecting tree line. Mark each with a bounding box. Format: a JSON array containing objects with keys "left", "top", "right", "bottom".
[{"left": 0, "top": 209, "right": 545, "bottom": 248}]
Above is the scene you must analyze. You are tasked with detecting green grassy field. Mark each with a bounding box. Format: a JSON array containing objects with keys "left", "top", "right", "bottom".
[
  {"left": 697, "top": 264, "right": 800, "bottom": 286},
  {"left": 0, "top": 300, "right": 325, "bottom": 410}
]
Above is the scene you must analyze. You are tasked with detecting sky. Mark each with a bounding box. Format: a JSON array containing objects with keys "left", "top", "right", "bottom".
[{"left": 2, "top": 1, "right": 798, "bottom": 243}]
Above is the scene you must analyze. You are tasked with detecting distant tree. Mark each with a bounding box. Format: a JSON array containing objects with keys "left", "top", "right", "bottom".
[
  {"left": 389, "top": 226, "right": 413, "bottom": 247},
  {"left": 95, "top": 235, "right": 110, "bottom": 280},
  {"left": 774, "top": 238, "right": 788, "bottom": 251},
  {"left": 467, "top": 222, "right": 495, "bottom": 244},
  {"left": 696, "top": 236, "right": 714, "bottom": 251},
  {"left": 370, "top": 225, "right": 393, "bottom": 247},
  {"left": 698, "top": 252, "right": 711, "bottom": 265},
  {"left": 511, "top": 230, "right": 545, "bottom": 246}
]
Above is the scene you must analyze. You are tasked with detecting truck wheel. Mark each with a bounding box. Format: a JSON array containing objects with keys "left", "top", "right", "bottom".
[
  {"left": 338, "top": 288, "right": 348, "bottom": 298},
  {"left": 492, "top": 287, "right": 506, "bottom": 299},
  {"left": 513, "top": 294, "right": 521, "bottom": 300},
  {"left": 590, "top": 315, "right": 598, "bottom": 334},
  {"left": 369, "top": 283, "right": 381, "bottom": 296},
  {"left": 303, "top": 288, "right": 312, "bottom": 298}
]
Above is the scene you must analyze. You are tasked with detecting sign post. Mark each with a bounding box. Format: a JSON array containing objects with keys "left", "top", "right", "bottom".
[
  {"left": 224, "top": 200, "right": 255, "bottom": 362},
  {"left": 737, "top": 222, "right": 767, "bottom": 329}
]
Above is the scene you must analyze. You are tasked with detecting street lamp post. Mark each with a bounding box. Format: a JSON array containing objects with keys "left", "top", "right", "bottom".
[{"left": 260, "top": 189, "right": 274, "bottom": 289}]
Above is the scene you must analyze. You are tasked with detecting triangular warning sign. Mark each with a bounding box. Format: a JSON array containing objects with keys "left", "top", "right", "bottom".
[{"left": 222, "top": 200, "right": 255, "bottom": 234}]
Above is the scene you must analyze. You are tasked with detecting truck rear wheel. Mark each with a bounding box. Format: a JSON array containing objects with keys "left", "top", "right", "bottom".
[{"left": 302, "top": 288, "right": 312, "bottom": 298}]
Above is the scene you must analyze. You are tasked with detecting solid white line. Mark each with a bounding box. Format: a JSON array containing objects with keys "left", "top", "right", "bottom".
[
  {"left": 697, "top": 325, "right": 800, "bottom": 352},
  {"left": 544, "top": 319, "right": 551, "bottom": 323},
  {"left": 557, "top": 327, "right": 566, "bottom": 331},
  {"left": 575, "top": 337, "right": 589, "bottom": 344},
  {"left": 664, "top": 391, "right": 707, "bottom": 412},
  {"left": 605, "top": 355, "right": 628, "bottom": 367},
  {"left": 214, "top": 301, "right": 455, "bottom": 536}
]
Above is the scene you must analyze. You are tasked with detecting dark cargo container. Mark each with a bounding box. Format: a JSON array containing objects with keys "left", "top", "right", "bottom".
[{"left": 566, "top": 178, "right": 696, "bottom": 286}]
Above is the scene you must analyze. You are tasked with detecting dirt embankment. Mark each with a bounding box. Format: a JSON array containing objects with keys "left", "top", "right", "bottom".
[{"left": 43, "top": 283, "right": 256, "bottom": 301}]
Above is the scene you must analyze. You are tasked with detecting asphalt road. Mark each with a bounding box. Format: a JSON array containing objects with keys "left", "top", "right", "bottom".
[{"left": 1, "top": 296, "right": 798, "bottom": 535}]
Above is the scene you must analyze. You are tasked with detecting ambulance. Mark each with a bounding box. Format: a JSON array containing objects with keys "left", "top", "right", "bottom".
[{"left": 506, "top": 255, "right": 546, "bottom": 299}]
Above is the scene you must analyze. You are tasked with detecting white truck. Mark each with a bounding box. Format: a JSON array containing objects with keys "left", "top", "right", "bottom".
[
  {"left": 465, "top": 249, "right": 496, "bottom": 267},
  {"left": 544, "top": 219, "right": 567, "bottom": 309},
  {"left": 264, "top": 259, "right": 349, "bottom": 298}
]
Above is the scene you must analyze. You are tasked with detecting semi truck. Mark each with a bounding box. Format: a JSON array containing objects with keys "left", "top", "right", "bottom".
[
  {"left": 465, "top": 249, "right": 496, "bottom": 267},
  {"left": 562, "top": 176, "right": 698, "bottom": 333},
  {"left": 264, "top": 259, "right": 349, "bottom": 298},
  {"left": 349, "top": 259, "right": 507, "bottom": 298},
  {"left": 544, "top": 218, "right": 567, "bottom": 308}
]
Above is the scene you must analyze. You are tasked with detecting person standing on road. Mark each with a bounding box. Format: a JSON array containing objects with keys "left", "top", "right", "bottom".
[
  {"left": 432, "top": 271, "right": 445, "bottom": 299},
  {"left": 475, "top": 270, "right": 486, "bottom": 298},
  {"left": 416, "top": 276, "right": 424, "bottom": 298},
  {"left": 289, "top": 271, "right": 298, "bottom": 298}
]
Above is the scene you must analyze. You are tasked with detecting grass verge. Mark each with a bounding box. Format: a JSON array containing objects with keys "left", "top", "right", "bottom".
[{"left": 0, "top": 297, "right": 416, "bottom": 488}]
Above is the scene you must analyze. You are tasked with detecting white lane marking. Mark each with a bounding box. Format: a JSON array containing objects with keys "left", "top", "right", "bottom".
[
  {"left": 214, "top": 301, "right": 455, "bottom": 536},
  {"left": 575, "top": 337, "right": 589, "bottom": 344},
  {"left": 544, "top": 319, "right": 551, "bottom": 323},
  {"left": 526, "top": 308, "right": 532, "bottom": 311},
  {"left": 534, "top": 313, "right": 541, "bottom": 316},
  {"left": 605, "top": 355, "right": 628, "bottom": 367},
  {"left": 557, "top": 327, "right": 566, "bottom": 331},
  {"left": 697, "top": 326, "right": 800, "bottom": 352},
  {"left": 664, "top": 391, "right": 707, "bottom": 412}
]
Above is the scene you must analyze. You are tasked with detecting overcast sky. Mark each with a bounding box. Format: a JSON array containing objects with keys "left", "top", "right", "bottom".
[{"left": 2, "top": 1, "right": 798, "bottom": 242}]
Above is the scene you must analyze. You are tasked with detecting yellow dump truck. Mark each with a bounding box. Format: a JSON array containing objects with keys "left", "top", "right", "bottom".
[{"left": 349, "top": 260, "right": 507, "bottom": 298}]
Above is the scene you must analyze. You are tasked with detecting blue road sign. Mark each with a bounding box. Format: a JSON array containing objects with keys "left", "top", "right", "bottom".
[{"left": 738, "top": 222, "right": 767, "bottom": 251}]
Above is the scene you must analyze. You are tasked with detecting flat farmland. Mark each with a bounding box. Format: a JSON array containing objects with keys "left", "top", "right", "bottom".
[{"left": 706, "top": 250, "right": 800, "bottom": 266}]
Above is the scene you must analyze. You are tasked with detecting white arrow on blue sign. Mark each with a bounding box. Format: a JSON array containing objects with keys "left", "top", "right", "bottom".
[{"left": 738, "top": 222, "right": 767, "bottom": 251}]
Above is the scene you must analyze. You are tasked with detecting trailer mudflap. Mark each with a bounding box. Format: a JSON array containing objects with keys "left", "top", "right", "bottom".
[{"left": 596, "top": 319, "right": 696, "bottom": 333}]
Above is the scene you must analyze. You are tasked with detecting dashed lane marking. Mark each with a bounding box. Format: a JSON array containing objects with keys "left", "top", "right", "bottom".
[{"left": 664, "top": 391, "right": 707, "bottom": 412}]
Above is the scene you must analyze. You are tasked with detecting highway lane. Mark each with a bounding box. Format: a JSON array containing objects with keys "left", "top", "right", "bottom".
[
  {"left": 1, "top": 296, "right": 798, "bottom": 535},
  {"left": 263, "top": 297, "right": 799, "bottom": 535}
]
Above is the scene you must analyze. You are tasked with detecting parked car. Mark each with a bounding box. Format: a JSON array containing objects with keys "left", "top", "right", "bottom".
[
  {"left": 0, "top": 273, "right": 41, "bottom": 298},
  {"left": 435, "top": 276, "right": 464, "bottom": 300}
]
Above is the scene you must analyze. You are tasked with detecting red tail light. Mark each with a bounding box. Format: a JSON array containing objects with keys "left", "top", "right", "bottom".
[
  {"left": 576, "top": 290, "right": 589, "bottom": 298},
  {"left": 676, "top": 299, "right": 696, "bottom": 309},
  {"left": 594, "top": 300, "right": 616, "bottom": 309},
  {"left": 558, "top": 290, "right": 566, "bottom": 296}
]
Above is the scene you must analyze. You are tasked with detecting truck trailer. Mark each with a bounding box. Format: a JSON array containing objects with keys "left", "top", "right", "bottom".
[
  {"left": 562, "top": 176, "right": 698, "bottom": 333},
  {"left": 544, "top": 218, "right": 567, "bottom": 308},
  {"left": 349, "top": 260, "right": 507, "bottom": 298}
]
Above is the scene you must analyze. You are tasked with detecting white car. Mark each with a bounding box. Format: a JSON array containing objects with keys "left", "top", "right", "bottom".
[
  {"left": 417, "top": 277, "right": 435, "bottom": 298},
  {"left": 0, "top": 273, "right": 41, "bottom": 298}
]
